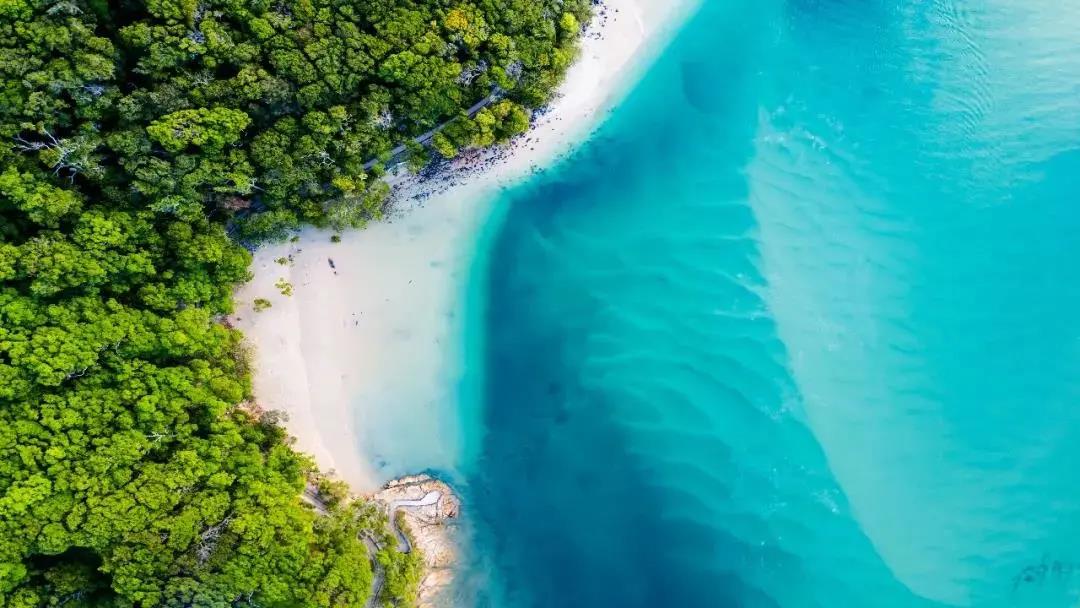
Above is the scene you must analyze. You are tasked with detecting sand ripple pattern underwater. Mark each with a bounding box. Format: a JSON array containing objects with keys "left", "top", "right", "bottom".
[{"left": 462, "top": 1, "right": 1080, "bottom": 606}]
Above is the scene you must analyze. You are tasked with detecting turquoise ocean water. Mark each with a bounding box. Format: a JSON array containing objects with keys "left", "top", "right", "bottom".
[{"left": 454, "top": 1, "right": 1080, "bottom": 606}]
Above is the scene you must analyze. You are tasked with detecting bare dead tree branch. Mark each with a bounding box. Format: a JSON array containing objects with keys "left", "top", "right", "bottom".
[{"left": 195, "top": 515, "right": 234, "bottom": 564}]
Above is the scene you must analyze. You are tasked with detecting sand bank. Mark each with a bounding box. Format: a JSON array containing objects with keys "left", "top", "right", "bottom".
[{"left": 231, "top": 0, "right": 699, "bottom": 491}]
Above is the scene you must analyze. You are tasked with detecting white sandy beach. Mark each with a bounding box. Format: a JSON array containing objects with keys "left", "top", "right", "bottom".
[{"left": 231, "top": 0, "right": 698, "bottom": 491}]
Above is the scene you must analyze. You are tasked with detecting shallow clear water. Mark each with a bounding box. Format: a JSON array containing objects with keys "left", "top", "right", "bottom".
[{"left": 458, "top": 1, "right": 1080, "bottom": 606}]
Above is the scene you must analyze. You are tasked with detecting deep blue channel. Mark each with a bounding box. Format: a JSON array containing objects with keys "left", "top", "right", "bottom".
[{"left": 460, "top": 1, "right": 1080, "bottom": 606}]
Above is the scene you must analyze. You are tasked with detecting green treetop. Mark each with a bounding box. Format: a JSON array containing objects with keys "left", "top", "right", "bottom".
[{"left": 0, "top": 0, "right": 591, "bottom": 604}]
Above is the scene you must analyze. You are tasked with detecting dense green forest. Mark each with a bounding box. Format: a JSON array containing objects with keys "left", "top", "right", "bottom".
[{"left": 0, "top": 0, "right": 589, "bottom": 604}]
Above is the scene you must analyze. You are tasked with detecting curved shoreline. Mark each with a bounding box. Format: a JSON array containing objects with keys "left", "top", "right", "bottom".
[
  {"left": 231, "top": 0, "right": 700, "bottom": 601},
  {"left": 232, "top": 0, "right": 699, "bottom": 492}
]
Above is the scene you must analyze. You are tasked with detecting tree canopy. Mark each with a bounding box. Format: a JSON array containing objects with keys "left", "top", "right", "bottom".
[{"left": 0, "top": 0, "right": 590, "bottom": 604}]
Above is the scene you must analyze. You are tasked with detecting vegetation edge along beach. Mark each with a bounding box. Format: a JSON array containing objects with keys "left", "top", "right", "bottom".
[
  {"left": 0, "top": 0, "right": 595, "bottom": 605},
  {"left": 231, "top": 0, "right": 697, "bottom": 497}
]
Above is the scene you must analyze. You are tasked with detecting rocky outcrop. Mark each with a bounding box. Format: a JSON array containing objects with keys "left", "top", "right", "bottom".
[{"left": 372, "top": 475, "right": 462, "bottom": 607}]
